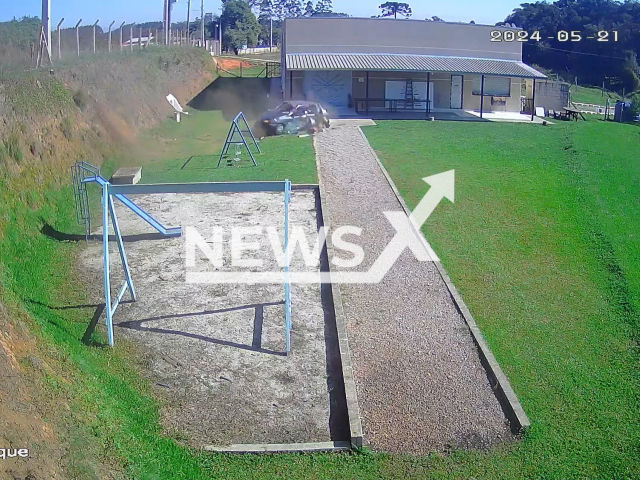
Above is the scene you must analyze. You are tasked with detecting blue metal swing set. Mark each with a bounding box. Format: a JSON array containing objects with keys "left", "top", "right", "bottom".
[{"left": 72, "top": 162, "right": 292, "bottom": 352}]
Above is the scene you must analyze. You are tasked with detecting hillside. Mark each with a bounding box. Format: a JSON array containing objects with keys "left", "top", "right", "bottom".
[{"left": 0, "top": 46, "right": 215, "bottom": 479}]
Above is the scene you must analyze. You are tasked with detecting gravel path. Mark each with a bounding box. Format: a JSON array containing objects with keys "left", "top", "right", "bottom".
[{"left": 315, "top": 119, "right": 511, "bottom": 453}]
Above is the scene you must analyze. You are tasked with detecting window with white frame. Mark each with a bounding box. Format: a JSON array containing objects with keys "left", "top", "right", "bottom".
[{"left": 472, "top": 76, "right": 511, "bottom": 96}]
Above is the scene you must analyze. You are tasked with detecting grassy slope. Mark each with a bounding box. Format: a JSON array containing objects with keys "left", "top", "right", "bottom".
[
  {"left": 364, "top": 118, "right": 640, "bottom": 479},
  {"left": 569, "top": 85, "right": 620, "bottom": 105}
]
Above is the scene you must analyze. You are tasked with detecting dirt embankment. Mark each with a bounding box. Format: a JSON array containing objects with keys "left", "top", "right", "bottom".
[{"left": 0, "top": 47, "right": 215, "bottom": 480}]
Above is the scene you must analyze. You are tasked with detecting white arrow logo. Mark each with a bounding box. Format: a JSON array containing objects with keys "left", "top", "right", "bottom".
[
  {"left": 410, "top": 170, "right": 455, "bottom": 227},
  {"left": 186, "top": 170, "right": 455, "bottom": 284}
]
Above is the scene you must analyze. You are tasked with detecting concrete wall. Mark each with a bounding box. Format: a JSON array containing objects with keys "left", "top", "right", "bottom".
[
  {"left": 283, "top": 18, "right": 522, "bottom": 61},
  {"left": 527, "top": 80, "right": 569, "bottom": 113}
]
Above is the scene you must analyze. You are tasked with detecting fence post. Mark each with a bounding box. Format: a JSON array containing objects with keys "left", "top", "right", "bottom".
[
  {"left": 93, "top": 20, "right": 99, "bottom": 54},
  {"left": 75, "top": 19, "right": 82, "bottom": 57},
  {"left": 139, "top": 27, "right": 142, "bottom": 49},
  {"left": 130, "top": 25, "right": 133, "bottom": 51},
  {"left": 108, "top": 21, "right": 115, "bottom": 52},
  {"left": 119, "top": 22, "right": 125, "bottom": 51},
  {"left": 56, "top": 18, "right": 64, "bottom": 60}
]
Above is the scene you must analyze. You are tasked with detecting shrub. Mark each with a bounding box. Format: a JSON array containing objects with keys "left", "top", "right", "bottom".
[
  {"left": 73, "top": 88, "right": 89, "bottom": 111},
  {"left": 4, "top": 132, "right": 22, "bottom": 163},
  {"left": 629, "top": 92, "right": 640, "bottom": 116},
  {"left": 60, "top": 116, "right": 73, "bottom": 140}
]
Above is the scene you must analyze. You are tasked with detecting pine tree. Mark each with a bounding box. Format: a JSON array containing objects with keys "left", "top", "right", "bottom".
[
  {"left": 272, "top": 0, "right": 286, "bottom": 19},
  {"left": 304, "top": 1, "right": 315, "bottom": 16},
  {"left": 259, "top": 0, "right": 274, "bottom": 17},
  {"left": 314, "top": 0, "right": 325, "bottom": 14},
  {"left": 287, "top": 0, "right": 303, "bottom": 17},
  {"left": 322, "top": 0, "right": 332, "bottom": 12}
]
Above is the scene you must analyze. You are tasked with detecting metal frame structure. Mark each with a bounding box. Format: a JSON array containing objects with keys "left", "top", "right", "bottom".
[
  {"left": 283, "top": 179, "right": 291, "bottom": 352},
  {"left": 73, "top": 164, "right": 293, "bottom": 351},
  {"left": 217, "top": 112, "right": 261, "bottom": 168}
]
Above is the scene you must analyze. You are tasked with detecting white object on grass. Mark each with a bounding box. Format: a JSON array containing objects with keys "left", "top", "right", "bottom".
[{"left": 167, "top": 94, "right": 189, "bottom": 122}]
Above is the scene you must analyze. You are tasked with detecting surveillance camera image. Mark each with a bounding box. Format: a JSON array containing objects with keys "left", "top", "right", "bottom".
[{"left": 0, "top": 0, "right": 637, "bottom": 479}]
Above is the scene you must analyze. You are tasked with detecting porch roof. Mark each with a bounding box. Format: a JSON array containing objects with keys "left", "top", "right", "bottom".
[{"left": 285, "top": 53, "right": 547, "bottom": 79}]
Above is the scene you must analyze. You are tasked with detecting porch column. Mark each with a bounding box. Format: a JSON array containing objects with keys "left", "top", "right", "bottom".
[
  {"left": 480, "top": 75, "right": 484, "bottom": 119},
  {"left": 426, "top": 72, "right": 430, "bottom": 116},
  {"left": 365, "top": 71, "right": 370, "bottom": 113},
  {"left": 289, "top": 70, "right": 293, "bottom": 99},
  {"left": 531, "top": 78, "right": 536, "bottom": 121}
]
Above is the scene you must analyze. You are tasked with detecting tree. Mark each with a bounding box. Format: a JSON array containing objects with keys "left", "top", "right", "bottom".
[
  {"left": 220, "top": 0, "right": 261, "bottom": 50},
  {"left": 257, "top": 13, "right": 282, "bottom": 45},
  {"left": 283, "top": 0, "right": 303, "bottom": 17},
  {"left": 304, "top": 1, "right": 315, "bottom": 16},
  {"left": 272, "top": 0, "right": 286, "bottom": 20},
  {"left": 499, "top": 0, "right": 640, "bottom": 95},
  {"left": 378, "top": 2, "right": 412, "bottom": 19},
  {"left": 259, "top": 0, "right": 274, "bottom": 16},
  {"left": 315, "top": 1, "right": 326, "bottom": 14}
]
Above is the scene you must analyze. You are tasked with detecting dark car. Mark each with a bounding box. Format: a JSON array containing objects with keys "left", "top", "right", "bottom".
[{"left": 255, "top": 101, "right": 330, "bottom": 136}]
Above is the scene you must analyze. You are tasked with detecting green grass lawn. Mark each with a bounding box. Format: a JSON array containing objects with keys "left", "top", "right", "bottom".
[
  {"left": 363, "top": 118, "right": 640, "bottom": 479},
  {"left": 6, "top": 109, "right": 640, "bottom": 478},
  {"left": 569, "top": 84, "right": 620, "bottom": 105},
  {"left": 124, "top": 109, "right": 317, "bottom": 184}
]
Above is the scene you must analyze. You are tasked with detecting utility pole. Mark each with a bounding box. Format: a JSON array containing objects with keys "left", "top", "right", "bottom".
[
  {"left": 108, "top": 21, "right": 115, "bottom": 52},
  {"left": 187, "top": 0, "right": 191, "bottom": 44},
  {"left": 163, "top": 0, "right": 169, "bottom": 44},
  {"left": 41, "top": 0, "right": 52, "bottom": 61},
  {"left": 270, "top": 17, "right": 273, "bottom": 53},
  {"left": 201, "top": 0, "right": 205, "bottom": 48},
  {"left": 57, "top": 18, "right": 64, "bottom": 60}
]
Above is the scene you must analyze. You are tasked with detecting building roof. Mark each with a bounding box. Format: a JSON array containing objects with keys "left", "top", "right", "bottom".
[{"left": 285, "top": 53, "right": 546, "bottom": 79}]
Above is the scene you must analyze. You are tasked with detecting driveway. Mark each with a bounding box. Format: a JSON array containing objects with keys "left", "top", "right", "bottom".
[{"left": 315, "top": 119, "right": 511, "bottom": 453}]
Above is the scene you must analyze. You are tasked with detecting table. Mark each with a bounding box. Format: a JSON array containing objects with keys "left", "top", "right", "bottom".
[{"left": 563, "top": 107, "right": 581, "bottom": 121}]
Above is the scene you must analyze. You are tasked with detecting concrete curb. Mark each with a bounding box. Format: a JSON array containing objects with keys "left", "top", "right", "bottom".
[
  {"left": 356, "top": 126, "right": 531, "bottom": 434},
  {"left": 313, "top": 135, "right": 365, "bottom": 448},
  {"left": 202, "top": 441, "right": 351, "bottom": 453}
]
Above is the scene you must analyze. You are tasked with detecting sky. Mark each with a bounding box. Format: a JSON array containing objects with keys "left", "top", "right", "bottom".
[{"left": 0, "top": 0, "right": 525, "bottom": 27}]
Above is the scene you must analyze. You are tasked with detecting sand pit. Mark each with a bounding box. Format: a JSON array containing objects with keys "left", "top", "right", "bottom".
[{"left": 78, "top": 190, "right": 349, "bottom": 448}]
